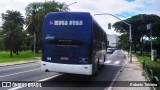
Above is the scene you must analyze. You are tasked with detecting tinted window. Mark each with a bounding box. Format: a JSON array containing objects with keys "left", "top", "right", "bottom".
[{"left": 49, "top": 39, "right": 83, "bottom": 46}]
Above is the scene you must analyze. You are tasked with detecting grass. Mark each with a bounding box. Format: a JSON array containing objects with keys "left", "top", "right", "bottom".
[
  {"left": 136, "top": 55, "right": 151, "bottom": 63},
  {"left": 157, "top": 58, "right": 160, "bottom": 64},
  {"left": 0, "top": 51, "right": 41, "bottom": 63},
  {"left": 133, "top": 52, "right": 160, "bottom": 81}
]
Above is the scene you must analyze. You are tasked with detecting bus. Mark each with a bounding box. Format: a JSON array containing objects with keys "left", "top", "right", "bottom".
[{"left": 42, "top": 12, "right": 107, "bottom": 75}]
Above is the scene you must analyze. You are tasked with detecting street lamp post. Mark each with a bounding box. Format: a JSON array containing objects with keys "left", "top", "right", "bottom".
[
  {"left": 66, "top": 2, "right": 77, "bottom": 12},
  {"left": 94, "top": 13, "right": 132, "bottom": 62},
  {"left": 67, "top": 2, "right": 77, "bottom": 6},
  {"left": 59, "top": 2, "right": 77, "bottom": 12},
  {"left": 147, "top": 23, "right": 153, "bottom": 60}
]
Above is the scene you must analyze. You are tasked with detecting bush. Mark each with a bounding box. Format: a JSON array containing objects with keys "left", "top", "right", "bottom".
[{"left": 146, "top": 62, "right": 160, "bottom": 79}]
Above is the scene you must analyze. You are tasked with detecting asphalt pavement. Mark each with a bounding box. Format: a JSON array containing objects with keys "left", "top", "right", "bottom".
[{"left": 0, "top": 50, "right": 126, "bottom": 90}]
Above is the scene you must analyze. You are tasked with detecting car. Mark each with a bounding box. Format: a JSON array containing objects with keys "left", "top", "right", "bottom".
[
  {"left": 112, "top": 48, "right": 117, "bottom": 51},
  {"left": 106, "top": 48, "right": 114, "bottom": 53}
]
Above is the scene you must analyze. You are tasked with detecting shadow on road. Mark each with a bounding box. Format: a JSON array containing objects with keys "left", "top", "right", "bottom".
[{"left": 42, "top": 65, "right": 121, "bottom": 88}]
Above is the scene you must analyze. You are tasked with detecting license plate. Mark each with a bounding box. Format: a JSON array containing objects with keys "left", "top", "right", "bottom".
[{"left": 60, "top": 57, "right": 69, "bottom": 61}]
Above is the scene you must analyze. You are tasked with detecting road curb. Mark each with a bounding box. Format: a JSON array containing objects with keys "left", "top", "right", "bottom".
[
  {"left": 109, "top": 51, "right": 153, "bottom": 90},
  {"left": 105, "top": 50, "right": 128, "bottom": 90},
  {"left": 0, "top": 60, "right": 40, "bottom": 67},
  {"left": 143, "top": 70, "right": 156, "bottom": 90}
]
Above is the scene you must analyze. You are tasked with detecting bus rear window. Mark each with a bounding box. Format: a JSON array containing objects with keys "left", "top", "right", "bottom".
[{"left": 49, "top": 40, "right": 83, "bottom": 46}]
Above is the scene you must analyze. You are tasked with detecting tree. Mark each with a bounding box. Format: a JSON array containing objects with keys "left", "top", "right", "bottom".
[
  {"left": 1, "top": 10, "right": 24, "bottom": 57},
  {"left": 2, "top": 10, "right": 24, "bottom": 26},
  {"left": 113, "top": 14, "right": 160, "bottom": 53},
  {"left": 25, "top": 1, "right": 69, "bottom": 53},
  {"left": 13, "top": 27, "right": 24, "bottom": 55},
  {"left": 0, "top": 28, "right": 5, "bottom": 51},
  {"left": 117, "top": 34, "right": 129, "bottom": 50}
]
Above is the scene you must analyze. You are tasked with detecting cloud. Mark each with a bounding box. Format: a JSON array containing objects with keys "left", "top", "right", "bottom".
[{"left": 0, "top": 0, "right": 159, "bottom": 35}]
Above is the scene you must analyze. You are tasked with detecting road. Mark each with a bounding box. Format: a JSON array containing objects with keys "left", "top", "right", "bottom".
[{"left": 0, "top": 50, "right": 126, "bottom": 90}]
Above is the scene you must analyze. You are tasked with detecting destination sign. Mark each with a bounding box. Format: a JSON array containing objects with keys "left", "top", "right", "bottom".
[{"left": 50, "top": 20, "right": 83, "bottom": 26}]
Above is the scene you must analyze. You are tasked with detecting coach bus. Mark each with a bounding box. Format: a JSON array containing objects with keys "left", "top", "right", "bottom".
[{"left": 42, "top": 12, "right": 107, "bottom": 75}]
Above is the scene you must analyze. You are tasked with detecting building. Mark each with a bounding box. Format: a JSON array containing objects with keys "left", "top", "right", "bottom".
[{"left": 107, "top": 34, "right": 119, "bottom": 47}]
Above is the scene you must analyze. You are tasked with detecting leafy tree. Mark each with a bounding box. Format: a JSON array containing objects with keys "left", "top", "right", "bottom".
[
  {"left": 13, "top": 27, "right": 24, "bottom": 55},
  {"left": 21, "top": 31, "right": 33, "bottom": 51},
  {"left": 117, "top": 34, "right": 129, "bottom": 50},
  {"left": 0, "top": 28, "right": 5, "bottom": 51},
  {"left": 2, "top": 10, "right": 24, "bottom": 26},
  {"left": 25, "top": 1, "right": 69, "bottom": 53},
  {"left": 1, "top": 10, "right": 24, "bottom": 57},
  {"left": 113, "top": 14, "right": 160, "bottom": 53}
]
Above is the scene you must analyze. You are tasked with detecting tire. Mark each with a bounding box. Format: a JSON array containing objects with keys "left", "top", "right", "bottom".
[
  {"left": 93, "top": 58, "right": 99, "bottom": 76},
  {"left": 97, "top": 58, "right": 100, "bottom": 71},
  {"left": 104, "top": 54, "right": 106, "bottom": 63}
]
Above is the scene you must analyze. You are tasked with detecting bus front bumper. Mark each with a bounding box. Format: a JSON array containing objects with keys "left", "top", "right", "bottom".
[{"left": 41, "top": 61, "right": 93, "bottom": 75}]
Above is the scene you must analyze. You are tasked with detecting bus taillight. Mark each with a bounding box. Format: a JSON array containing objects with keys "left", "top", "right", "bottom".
[{"left": 60, "top": 57, "right": 69, "bottom": 61}]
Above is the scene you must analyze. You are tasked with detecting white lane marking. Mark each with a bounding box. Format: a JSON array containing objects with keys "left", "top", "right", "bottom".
[
  {"left": 105, "top": 64, "right": 120, "bottom": 66},
  {"left": 8, "top": 86, "right": 22, "bottom": 90},
  {"left": 105, "top": 60, "right": 111, "bottom": 64},
  {"left": 105, "top": 50, "right": 127, "bottom": 90},
  {"left": 0, "top": 68, "right": 40, "bottom": 78},
  {"left": 8, "top": 74, "right": 61, "bottom": 90},
  {"left": 38, "top": 74, "right": 61, "bottom": 82},
  {"left": 114, "top": 61, "right": 120, "bottom": 64},
  {"left": 0, "top": 63, "right": 39, "bottom": 71}
]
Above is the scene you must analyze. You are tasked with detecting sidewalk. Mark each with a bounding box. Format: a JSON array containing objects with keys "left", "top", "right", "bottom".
[
  {"left": 111, "top": 52, "right": 153, "bottom": 90},
  {"left": 0, "top": 59, "right": 40, "bottom": 67}
]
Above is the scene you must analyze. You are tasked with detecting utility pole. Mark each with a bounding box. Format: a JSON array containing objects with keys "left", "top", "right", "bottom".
[
  {"left": 95, "top": 13, "right": 132, "bottom": 62},
  {"left": 150, "top": 23, "right": 153, "bottom": 60},
  {"left": 147, "top": 23, "right": 152, "bottom": 60}
]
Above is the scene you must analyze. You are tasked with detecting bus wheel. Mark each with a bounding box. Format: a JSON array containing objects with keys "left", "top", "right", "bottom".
[
  {"left": 97, "top": 58, "right": 100, "bottom": 71},
  {"left": 104, "top": 54, "right": 106, "bottom": 63},
  {"left": 93, "top": 58, "right": 100, "bottom": 76},
  {"left": 45, "top": 69, "right": 49, "bottom": 72}
]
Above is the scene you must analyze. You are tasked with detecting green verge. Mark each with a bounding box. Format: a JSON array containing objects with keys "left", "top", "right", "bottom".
[
  {"left": 134, "top": 52, "right": 160, "bottom": 80},
  {"left": 0, "top": 51, "right": 41, "bottom": 63}
]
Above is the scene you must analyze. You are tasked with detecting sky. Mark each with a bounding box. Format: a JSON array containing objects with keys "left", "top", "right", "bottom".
[{"left": 0, "top": 0, "right": 159, "bottom": 35}]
